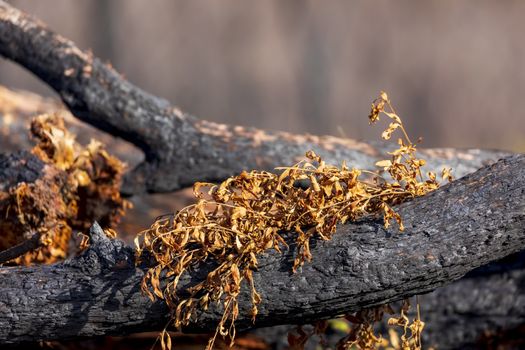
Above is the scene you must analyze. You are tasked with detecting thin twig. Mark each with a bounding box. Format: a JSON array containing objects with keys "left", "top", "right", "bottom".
[{"left": 0, "top": 231, "right": 41, "bottom": 264}]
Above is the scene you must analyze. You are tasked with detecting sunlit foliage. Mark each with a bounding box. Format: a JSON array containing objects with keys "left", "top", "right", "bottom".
[{"left": 136, "top": 92, "right": 451, "bottom": 350}]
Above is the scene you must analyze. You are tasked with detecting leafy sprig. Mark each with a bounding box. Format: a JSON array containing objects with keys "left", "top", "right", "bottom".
[{"left": 136, "top": 92, "right": 451, "bottom": 350}]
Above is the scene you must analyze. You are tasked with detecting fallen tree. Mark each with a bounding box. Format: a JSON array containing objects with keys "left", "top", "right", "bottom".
[
  {"left": 0, "top": 0, "right": 510, "bottom": 195},
  {"left": 0, "top": 154, "right": 523, "bottom": 345}
]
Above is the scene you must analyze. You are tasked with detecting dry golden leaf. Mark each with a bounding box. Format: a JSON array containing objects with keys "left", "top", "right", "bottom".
[{"left": 375, "top": 160, "right": 392, "bottom": 168}]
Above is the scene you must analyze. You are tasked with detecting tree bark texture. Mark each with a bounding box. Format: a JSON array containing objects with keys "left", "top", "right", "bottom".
[
  {"left": 0, "top": 1, "right": 510, "bottom": 195},
  {"left": 0, "top": 154, "right": 523, "bottom": 347},
  {"left": 420, "top": 251, "right": 525, "bottom": 349},
  {"left": 255, "top": 252, "right": 525, "bottom": 350}
]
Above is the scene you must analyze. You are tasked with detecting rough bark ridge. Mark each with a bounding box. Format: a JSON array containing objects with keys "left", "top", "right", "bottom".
[
  {"left": 0, "top": 0, "right": 509, "bottom": 195},
  {"left": 0, "top": 154, "right": 523, "bottom": 345}
]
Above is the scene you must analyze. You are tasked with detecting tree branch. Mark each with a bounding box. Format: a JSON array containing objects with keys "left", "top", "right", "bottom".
[
  {"left": 0, "top": 231, "right": 40, "bottom": 264},
  {"left": 0, "top": 1, "right": 510, "bottom": 195},
  {"left": 0, "top": 154, "right": 523, "bottom": 345},
  {"left": 420, "top": 251, "right": 525, "bottom": 349},
  {"left": 256, "top": 252, "right": 525, "bottom": 350}
]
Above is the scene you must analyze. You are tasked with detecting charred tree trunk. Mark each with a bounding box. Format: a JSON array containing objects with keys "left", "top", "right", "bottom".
[
  {"left": 0, "top": 1, "right": 510, "bottom": 195},
  {"left": 420, "top": 251, "right": 525, "bottom": 349},
  {"left": 0, "top": 154, "right": 523, "bottom": 348}
]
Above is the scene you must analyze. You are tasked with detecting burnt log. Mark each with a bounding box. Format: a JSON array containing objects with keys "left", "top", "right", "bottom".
[
  {"left": 0, "top": 154, "right": 522, "bottom": 348},
  {"left": 0, "top": 1, "right": 510, "bottom": 195}
]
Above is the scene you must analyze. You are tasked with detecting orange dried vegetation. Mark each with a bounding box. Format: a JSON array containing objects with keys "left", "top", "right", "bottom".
[
  {"left": 0, "top": 114, "right": 130, "bottom": 265},
  {"left": 136, "top": 92, "right": 452, "bottom": 350},
  {"left": 325, "top": 298, "right": 426, "bottom": 350}
]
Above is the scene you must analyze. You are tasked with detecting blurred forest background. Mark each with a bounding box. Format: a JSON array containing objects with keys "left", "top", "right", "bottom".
[{"left": 1, "top": 0, "right": 524, "bottom": 152}]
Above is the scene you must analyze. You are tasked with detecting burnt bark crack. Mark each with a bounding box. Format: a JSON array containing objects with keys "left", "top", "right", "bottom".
[{"left": 65, "top": 222, "right": 135, "bottom": 275}]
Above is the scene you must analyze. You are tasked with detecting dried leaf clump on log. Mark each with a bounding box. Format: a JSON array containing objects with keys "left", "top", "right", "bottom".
[
  {"left": 137, "top": 93, "right": 451, "bottom": 350},
  {"left": 0, "top": 115, "right": 130, "bottom": 264}
]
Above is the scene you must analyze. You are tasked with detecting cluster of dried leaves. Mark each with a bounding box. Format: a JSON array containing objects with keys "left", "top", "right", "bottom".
[
  {"left": 136, "top": 92, "right": 451, "bottom": 350},
  {"left": 0, "top": 114, "right": 129, "bottom": 264},
  {"left": 288, "top": 299, "right": 425, "bottom": 350},
  {"left": 346, "top": 300, "right": 424, "bottom": 350},
  {"left": 31, "top": 115, "right": 131, "bottom": 230}
]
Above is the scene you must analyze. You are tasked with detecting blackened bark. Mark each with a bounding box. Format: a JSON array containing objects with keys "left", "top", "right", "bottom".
[
  {"left": 420, "top": 251, "right": 525, "bottom": 349},
  {"left": 255, "top": 253, "right": 525, "bottom": 350},
  {"left": 0, "top": 154, "right": 523, "bottom": 346},
  {"left": 0, "top": 151, "right": 45, "bottom": 191}
]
